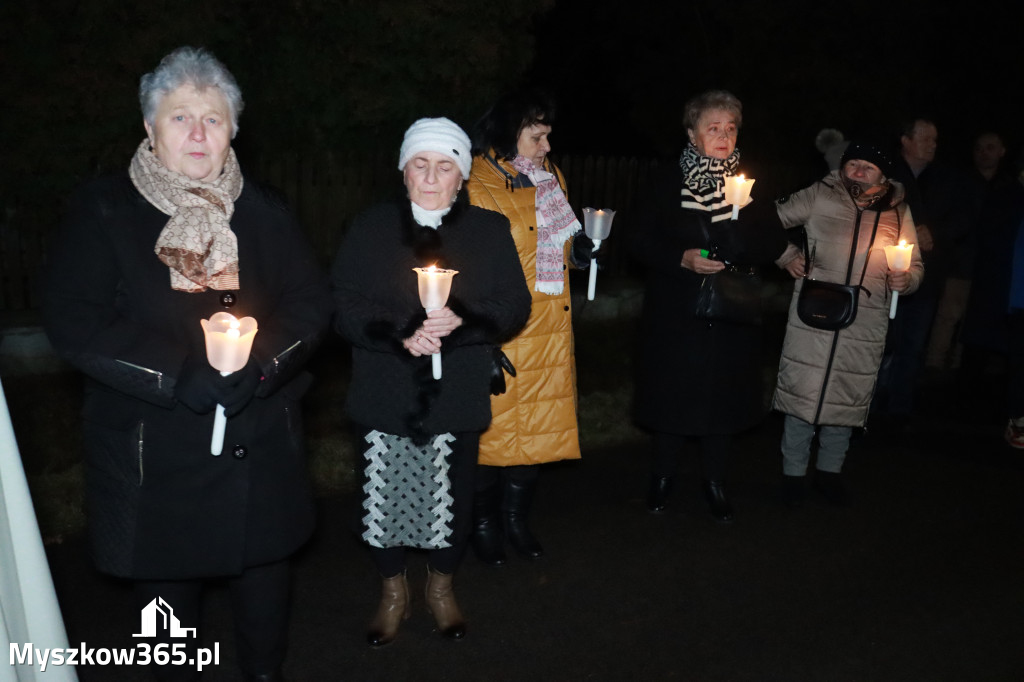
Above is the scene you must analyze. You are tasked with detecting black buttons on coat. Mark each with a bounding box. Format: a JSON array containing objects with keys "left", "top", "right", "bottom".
[
  {"left": 529, "top": 226, "right": 534, "bottom": 231},
  {"left": 232, "top": 445, "right": 248, "bottom": 459},
  {"left": 220, "top": 292, "right": 237, "bottom": 307},
  {"left": 564, "top": 306, "right": 569, "bottom": 311}
]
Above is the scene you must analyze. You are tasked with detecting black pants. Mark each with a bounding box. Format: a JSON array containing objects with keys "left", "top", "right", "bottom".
[
  {"left": 474, "top": 463, "right": 539, "bottom": 491},
  {"left": 650, "top": 432, "right": 731, "bottom": 481},
  {"left": 1010, "top": 311, "right": 1024, "bottom": 417},
  {"left": 134, "top": 559, "right": 291, "bottom": 681}
]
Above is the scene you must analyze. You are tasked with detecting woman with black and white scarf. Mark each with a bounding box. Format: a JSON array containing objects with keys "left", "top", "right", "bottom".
[{"left": 630, "top": 90, "right": 787, "bottom": 522}]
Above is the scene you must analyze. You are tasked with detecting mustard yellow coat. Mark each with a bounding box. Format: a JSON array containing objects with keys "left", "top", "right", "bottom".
[{"left": 468, "top": 152, "right": 582, "bottom": 466}]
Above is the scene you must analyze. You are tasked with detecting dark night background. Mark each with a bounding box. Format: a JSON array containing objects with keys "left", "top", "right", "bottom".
[{"left": 3, "top": 0, "right": 1024, "bottom": 223}]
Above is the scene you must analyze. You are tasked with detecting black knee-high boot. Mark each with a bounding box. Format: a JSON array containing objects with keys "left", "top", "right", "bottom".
[
  {"left": 470, "top": 483, "right": 507, "bottom": 566},
  {"left": 501, "top": 477, "right": 543, "bottom": 559}
]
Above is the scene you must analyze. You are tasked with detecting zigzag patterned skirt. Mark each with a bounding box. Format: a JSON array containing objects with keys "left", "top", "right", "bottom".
[{"left": 360, "top": 430, "right": 459, "bottom": 549}]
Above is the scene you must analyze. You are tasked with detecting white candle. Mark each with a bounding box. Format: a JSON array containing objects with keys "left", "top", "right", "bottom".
[
  {"left": 582, "top": 207, "right": 616, "bottom": 301},
  {"left": 723, "top": 174, "right": 755, "bottom": 220},
  {"left": 882, "top": 239, "right": 915, "bottom": 319},
  {"left": 201, "top": 312, "right": 258, "bottom": 455},
  {"left": 413, "top": 266, "right": 458, "bottom": 379}
]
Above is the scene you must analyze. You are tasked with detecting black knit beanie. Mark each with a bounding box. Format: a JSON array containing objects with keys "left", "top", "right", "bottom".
[{"left": 840, "top": 141, "right": 895, "bottom": 178}]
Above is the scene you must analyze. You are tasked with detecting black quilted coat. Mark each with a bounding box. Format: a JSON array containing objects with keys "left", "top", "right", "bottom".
[{"left": 43, "top": 172, "right": 331, "bottom": 580}]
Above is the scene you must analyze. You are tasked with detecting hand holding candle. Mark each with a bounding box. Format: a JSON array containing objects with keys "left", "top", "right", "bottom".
[
  {"left": 201, "top": 312, "right": 258, "bottom": 455},
  {"left": 582, "top": 207, "right": 616, "bottom": 301},
  {"left": 413, "top": 265, "right": 458, "bottom": 379},
  {"left": 723, "top": 174, "right": 755, "bottom": 220},
  {"left": 883, "top": 239, "right": 915, "bottom": 319}
]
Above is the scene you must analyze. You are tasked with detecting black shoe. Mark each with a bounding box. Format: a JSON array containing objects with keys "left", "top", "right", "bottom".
[
  {"left": 502, "top": 478, "right": 544, "bottom": 559},
  {"left": 702, "top": 480, "right": 734, "bottom": 522},
  {"left": 646, "top": 475, "right": 673, "bottom": 513},
  {"left": 470, "top": 485, "right": 507, "bottom": 567},
  {"left": 781, "top": 474, "right": 806, "bottom": 509},
  {"left": 814, "top": 471, "right": 850, "bottom": 507}
]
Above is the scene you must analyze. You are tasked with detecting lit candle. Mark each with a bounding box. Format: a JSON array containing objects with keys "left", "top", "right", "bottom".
[
  {"left": 882, "top": 239, "right": 915, "bottom": 319},
  {"left": 201, "top": 312, "right": 258, "bottom": 455},
  {"left": 413, "top": 265, "right": 458, "bottom": 380},
  {"left": 723, "top": 174, "right": 755, "bottom": 220},
  {"left": 583, "top": 207, "right": 616, "bottom": 301}
]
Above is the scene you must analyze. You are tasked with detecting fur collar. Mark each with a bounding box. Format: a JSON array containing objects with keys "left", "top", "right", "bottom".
[{"left": 397, "top": 198, "right": 470, "bottom": 267}]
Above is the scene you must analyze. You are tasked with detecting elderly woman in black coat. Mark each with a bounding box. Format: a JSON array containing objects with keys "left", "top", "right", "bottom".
[
  {"left": 44, "top": 47, "right": 331, "bottom": 682},
  {"left": 331, "top": 117, "right": 530, "bottom": 646},
  {"left": 630, "top": 90, "right": 786, "bottom": 522}
]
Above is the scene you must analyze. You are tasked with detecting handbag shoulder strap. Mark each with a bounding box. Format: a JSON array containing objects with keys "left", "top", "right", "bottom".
[{"left": 804, "top": 208, "right": 880, "bottom": 296}]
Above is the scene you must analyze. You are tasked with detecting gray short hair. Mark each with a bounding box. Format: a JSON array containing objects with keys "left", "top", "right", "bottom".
[
  {"left": 683, "top": 90, "right": 743, "bottom": 132},
  {"left": 140, "top": 46, "right": 244, "bottom": 138}
]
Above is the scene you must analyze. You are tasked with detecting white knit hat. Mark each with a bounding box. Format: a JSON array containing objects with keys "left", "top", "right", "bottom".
[{"left": 398, "top": 117, "right": 472, "bottom": 179}]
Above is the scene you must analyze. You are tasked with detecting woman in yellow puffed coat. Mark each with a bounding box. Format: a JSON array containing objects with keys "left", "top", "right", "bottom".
[{"left": 467, "top": 88, "right": 595, "bottom": 566}]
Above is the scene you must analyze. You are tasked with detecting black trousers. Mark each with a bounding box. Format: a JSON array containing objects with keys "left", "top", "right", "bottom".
[
  {"left": 474, "top": 463, "right": 539, "bottom": 491},
  {"left": 1010, "top": 311, "right": 1024, "bottom": 417},
  {"left": 134, "top": 559, "right": 290, "bottom": 681},
  {"left": 650, "top": 431, "right": 732, "bottom": 482}
]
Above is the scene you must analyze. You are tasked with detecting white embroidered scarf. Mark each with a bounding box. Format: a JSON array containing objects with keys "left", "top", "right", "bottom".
[
  {"left": 129, "top": 139, "right": 243, "bottom": 292},
  {"left": 511, "top": 155, "right": 581, "bottom": 295}
]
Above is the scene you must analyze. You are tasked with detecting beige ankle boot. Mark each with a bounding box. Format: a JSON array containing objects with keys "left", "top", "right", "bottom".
[
  {"left": 424, "top": 566, "right": 466, "bottom": 639},
  {"left": 367, "top": 572, "right": 410, "bottom": 646}
]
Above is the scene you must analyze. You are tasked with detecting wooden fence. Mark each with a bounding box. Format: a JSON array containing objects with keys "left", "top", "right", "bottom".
[{"left": 0, "top": 153, "right": 662, "bottom": 312}]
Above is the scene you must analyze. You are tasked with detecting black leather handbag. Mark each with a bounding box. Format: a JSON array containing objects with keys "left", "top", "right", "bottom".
[
  {"left": 796, "top": 278, "right": 860, "bottom": 330},
  {"left": 693, "top": 221, "right": 763, "bottom": 326},
  {"left": 695, "top": 265, "right": 763, "bottom": 325},
  {"left": 796, "top": 213, "right": 879, "bottom": 331}
]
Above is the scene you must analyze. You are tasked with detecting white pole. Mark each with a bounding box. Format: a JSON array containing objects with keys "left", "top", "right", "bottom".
[{"left": 0, "top": 378, "right": 78, "bottom": 680}]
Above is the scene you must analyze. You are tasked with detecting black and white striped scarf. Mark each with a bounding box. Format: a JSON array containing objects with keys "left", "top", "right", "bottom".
[{"left": 679, "top": 143, "right": 741, "bottom": 223}]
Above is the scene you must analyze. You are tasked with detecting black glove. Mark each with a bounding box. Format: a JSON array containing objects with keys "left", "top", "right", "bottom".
[
  {"left": 174, "top": 354, "right": 225, "bottom": 415},
  {"left": 220, "top": 357, "right": 263, "bottom": 418},
  {"left": 489, "top": 348, "right": 517, "bottom": 396},
  {"left": 570, "top": 234, "right": 596, "bottom": 269}
]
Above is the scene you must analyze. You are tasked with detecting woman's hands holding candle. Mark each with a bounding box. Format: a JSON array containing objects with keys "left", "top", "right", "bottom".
[
  {"left": 403, "top": 307, "right": 463, "bottom": 357},
  {"left": 887, "top": 268, "right": 912, "bottom": 293}
]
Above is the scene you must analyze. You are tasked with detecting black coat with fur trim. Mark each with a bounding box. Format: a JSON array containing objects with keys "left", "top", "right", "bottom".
[{"left": 331, "top": 200, "right": 531, "bottom": 437}]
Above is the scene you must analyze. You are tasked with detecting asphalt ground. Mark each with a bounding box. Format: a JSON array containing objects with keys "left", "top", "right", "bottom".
[{"left": 43, "top": 376, "right": 1024, "bottom": 682}]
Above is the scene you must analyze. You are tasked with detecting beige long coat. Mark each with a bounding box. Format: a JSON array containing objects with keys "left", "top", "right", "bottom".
[{"left": 774, "top": 172, "right": 924, "bottom": 426}]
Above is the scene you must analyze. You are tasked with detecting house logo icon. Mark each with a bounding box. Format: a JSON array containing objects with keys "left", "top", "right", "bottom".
[{"left": 133, "top": 597, "right": 197, "bottom": 638}]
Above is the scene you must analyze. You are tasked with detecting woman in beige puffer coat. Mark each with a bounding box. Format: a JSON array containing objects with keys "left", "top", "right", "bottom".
[{"left": 773, "top": 141, "right": 923, "bottom": 506}]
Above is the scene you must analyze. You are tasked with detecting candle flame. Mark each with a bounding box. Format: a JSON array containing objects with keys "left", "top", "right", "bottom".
[
  {"left": 899, "top": 239, "right": 907, "bottom": 247},
  {"left": 738, "top": 174, "right": 745, "bottom": 182},
  {"left": 227, "top": 328, "right": 240, "bottom": 339},
  {"left": 426, "top": 264, "right": 437, "bottom": 273}
]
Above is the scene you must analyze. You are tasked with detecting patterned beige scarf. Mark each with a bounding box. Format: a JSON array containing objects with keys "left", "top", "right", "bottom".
[{"left": 129, "top": 139, "right": 243, "bottom": 292}]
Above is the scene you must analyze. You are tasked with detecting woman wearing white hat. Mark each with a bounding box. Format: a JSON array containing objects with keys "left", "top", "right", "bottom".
[{"left": 331, "top": 117, "right": 531, "bottom": 645}]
